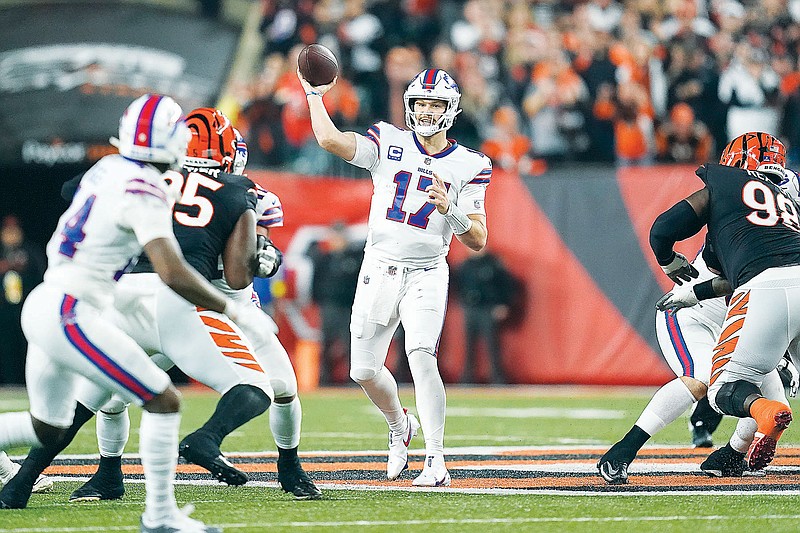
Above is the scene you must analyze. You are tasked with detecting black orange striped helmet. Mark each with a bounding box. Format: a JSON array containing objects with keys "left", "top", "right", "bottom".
[
  {"left": 719, "top": 131, "right": 786, "bottom": 171},
  {"left": 184, "top": 107, "right": 236, "bottom": 172}
]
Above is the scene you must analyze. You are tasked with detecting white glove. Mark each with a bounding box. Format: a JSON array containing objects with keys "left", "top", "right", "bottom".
[
  {"left": 256, "top": 235, "right": 282, "bottom": 278},
  {"left": 222, "top": 299, "right": 269, "bottom": 347},
  {"left": 655, "top": 283, "right": 699, "bottom": 312},
  {"left": 660, "top": 252, "right": 699, "bottom": 285},
  {"left": 777, "top": 356, "right": 799, "bottom": 398}
]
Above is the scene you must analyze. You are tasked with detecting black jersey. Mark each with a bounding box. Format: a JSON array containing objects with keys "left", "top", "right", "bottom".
[
  {"left": 133, "top": 166, "right": 257, "bottom": 280},
  {"left": 699, "top": 163, "right": 800, "bottom": 288}
]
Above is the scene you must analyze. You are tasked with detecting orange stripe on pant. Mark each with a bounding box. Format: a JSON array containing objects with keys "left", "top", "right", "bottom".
[
  {"left": 199, "top": 312, "right": 264, "bottom": 373},
  {"left": 709, "top": 291, "right": 750, "bottom": 385}
]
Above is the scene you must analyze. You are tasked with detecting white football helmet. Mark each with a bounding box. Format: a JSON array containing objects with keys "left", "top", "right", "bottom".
[
  {"left": 232, "top": 128, "right": 248, "bottom": 175},
  {"left": 778, "top": 168, "right": 800, "bottom": 204},
  {"left": 110, "top": 94, "right": 190, "bottom": 166},
  {"left": 403, "top": 69, "right": 462, "bottom": 137}
]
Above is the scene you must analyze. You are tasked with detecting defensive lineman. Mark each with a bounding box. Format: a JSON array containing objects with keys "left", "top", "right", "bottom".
[
  {"left": 649, "top": 132, "right": 800, "bottom": 471},
  {"left": 299, "top": 67, "right": 491, "bottom": 486}
]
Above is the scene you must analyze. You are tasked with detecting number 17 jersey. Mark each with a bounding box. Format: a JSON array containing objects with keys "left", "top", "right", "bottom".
[{"left": 361, "top": 121, "right": 491, "bottom": 267}]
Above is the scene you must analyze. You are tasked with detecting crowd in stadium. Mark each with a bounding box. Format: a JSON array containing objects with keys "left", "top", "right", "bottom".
[{"left": 230, "top": 0, "right": 800, "bottom": 176}]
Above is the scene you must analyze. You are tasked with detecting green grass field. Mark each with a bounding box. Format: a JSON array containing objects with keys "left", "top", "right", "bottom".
[{"left": 1, "top": 385, "right": 799, "bottom": 532}]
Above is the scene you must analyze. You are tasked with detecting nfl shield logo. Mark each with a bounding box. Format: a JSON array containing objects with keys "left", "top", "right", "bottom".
[
  {"left": 388, "top": 265, "right": 397, "bottom": 276},
  {"left": 424, "top": 157, "right": 431, "bottom": 165},
  {"left": 363, "top": 275, "right": 370, "bottom": 284}
]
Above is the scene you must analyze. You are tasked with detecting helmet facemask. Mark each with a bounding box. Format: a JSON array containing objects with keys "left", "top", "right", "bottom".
[{"left": 404, "top": 69, "right": 462, "bottom": 138}]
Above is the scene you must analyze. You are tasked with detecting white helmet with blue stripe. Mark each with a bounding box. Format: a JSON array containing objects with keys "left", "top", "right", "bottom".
[
  {"left": 403, "top": 69, "right": 462, "bottom": 137},
  {"left": 110, "top": 94, "right": 190, "bottom": 165}
]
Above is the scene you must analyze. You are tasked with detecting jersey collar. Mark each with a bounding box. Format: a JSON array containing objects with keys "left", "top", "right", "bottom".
[{"left": 412, "top": 134, "right": 458, "bottom": 158}]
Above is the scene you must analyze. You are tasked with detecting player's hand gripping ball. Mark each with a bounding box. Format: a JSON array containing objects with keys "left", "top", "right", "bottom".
[{"left": 298, "top": 44, "right": 339, "bottom": 87}]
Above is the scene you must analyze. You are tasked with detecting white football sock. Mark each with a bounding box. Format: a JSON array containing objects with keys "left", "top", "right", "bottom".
[
  {"left": 634, "top": 379, "right": 696, "bottom": 437},
  {"left": 139, "top": 411, "right": 180, "bottom": 526},
  {"left": 357, "top": 367, "right": 406, "bottom": 433},
  {"left": 97, "top": 407, "right": 130, "bottom": 457},
  {"left": 270, "top": 397, "right": 301, "bottom": 450},
  {"left": 408, "top": 350, "right": 446, "bottom": 456},
  {"left": 730, "top": 418, "right": 758, "bottom": 454},
  {"left": 0, "top": 412, "right": 43, "bottom": 450}
]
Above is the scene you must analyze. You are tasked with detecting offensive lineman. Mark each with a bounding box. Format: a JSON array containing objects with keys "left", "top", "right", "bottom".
[
  {"left": 0, "top": 94, "right": 268, "bottom": 532},
  {"left": 648, "top": 132, "right": 800, "bottom": 471},
  {"left": 299, "top": 67, "right": 491, "bottom": 486}
]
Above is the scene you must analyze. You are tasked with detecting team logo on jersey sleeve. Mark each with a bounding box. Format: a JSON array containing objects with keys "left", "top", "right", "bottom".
[{"left": 388, "top": 146, "right": 403, "bottom": 161}]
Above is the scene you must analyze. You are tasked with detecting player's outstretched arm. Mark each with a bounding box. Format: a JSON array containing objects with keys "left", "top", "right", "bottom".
[
  {"left": 222, "top": 209, "right": 258, "bottom": 290},
  {"left": 297, "top": 69, "right": 357, "bottom": 161},
  {"left": 649, "top": 188, "right": 709, "bottom": 284}
]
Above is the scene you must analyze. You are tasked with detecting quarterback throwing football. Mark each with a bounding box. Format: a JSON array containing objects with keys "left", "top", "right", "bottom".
[{"left": 299, "top": 67, "right": 491, "bottom": 486}]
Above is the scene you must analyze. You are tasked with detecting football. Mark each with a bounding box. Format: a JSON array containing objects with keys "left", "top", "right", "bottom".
[{"left": 298, "top": 44, "right": 339, "bottom": 87}]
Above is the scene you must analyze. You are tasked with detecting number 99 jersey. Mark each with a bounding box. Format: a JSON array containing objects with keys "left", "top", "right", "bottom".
[
  {"left": 358, "top": 122, "right": 490, "bottom": 268},
  {"left": 699, "top": 163, "right": 800, "bottom": 288}
]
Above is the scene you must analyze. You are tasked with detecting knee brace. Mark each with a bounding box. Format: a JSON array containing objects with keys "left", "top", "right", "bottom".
[
  {"left": 99, "top": 397, "right": 128, "bottom": 416},
  {"left": 350, "top": 365, "right": 378, "bottom": 384},
  {"left": 714, "top": 380, "right": 762, "bottom": 418}
]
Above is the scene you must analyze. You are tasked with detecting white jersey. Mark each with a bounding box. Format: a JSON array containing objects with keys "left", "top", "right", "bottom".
[
  {"left": 353, "top": 122, "right": 490, "bottom": 267},
  {"left": 44, "top": 155, "right": 176, "bottom": 309}
]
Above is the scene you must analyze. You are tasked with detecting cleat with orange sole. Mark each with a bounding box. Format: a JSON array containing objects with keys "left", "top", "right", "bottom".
[{"left": 747, "top": 398, "right": 792, "bottom": 470}]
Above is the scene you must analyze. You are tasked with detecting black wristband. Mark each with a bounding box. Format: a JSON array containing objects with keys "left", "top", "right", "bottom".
[{"left": 693, "top": 279, "right": 717, "bottom": 301}]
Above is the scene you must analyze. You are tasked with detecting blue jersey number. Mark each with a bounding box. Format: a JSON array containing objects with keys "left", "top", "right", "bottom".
[
  {"left": 385, "top": 172, "right": 449, "bottom": 230},
  {"left": 58, "top": 194, "right": 96, "bottom": 258}
]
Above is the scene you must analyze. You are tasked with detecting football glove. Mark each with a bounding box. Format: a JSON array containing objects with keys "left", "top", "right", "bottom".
[
  {"left": 256, "top": 235, "right": 282, "bottom": 278},
  {"left": 655, "top": 283, "right": 699, "bottom": 312},
  {"left": 660, "top": 252, "right": 699, "bottom": 285},
  {"left": 777, "top": 355, "right": 799, "bottom": 398}
]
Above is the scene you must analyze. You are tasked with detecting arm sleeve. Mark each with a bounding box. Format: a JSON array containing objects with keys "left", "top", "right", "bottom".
[
  {"left": 119, "top": 178, "right": 176, "bottom": 246},
  {"left": 61, "top": 173, "right": 85, "bottom": 201},
  {"left": 347, "top": 130, "right": 380, "bottom": 171},
  {"left": 649, "top": 199, "right": 705, "bottom": 265},
  {"left": 457, "top": 160, "right": 492, "bottom": 216}
]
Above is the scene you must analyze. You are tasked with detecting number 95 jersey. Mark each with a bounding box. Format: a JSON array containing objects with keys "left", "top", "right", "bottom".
[
  {"left": 699, "top": 163, "right": 800, "bottom": 288},
  {"left": 359, "top": 122, "right": 491, "bottom": 267}
]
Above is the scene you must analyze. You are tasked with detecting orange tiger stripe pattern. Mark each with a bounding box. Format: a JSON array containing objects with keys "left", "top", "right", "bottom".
[
  {"left": 198, "top": 311, "right": 265, "bottom": 373},
  {"left": 709, "top": 291, "right": 750, "bottom": 385},
  {"left": 719, "top": 132, "right": 786, "bottom": 170}
]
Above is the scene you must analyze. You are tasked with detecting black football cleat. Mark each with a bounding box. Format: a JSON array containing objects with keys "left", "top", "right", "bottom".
[
  {"left": 278, "top": 459, "right": 322, "bottom": 500},
  {"left": 69, "top": 474, "right": 125, "bottom": 502},
  {"left": 179, "top": 431, "right": 248, "bottom": 486},
  {"left": 700, "top": 444, "right": 745, "bottom": 477},
  {"left": 597, "top": 458, "right": 629, "bottom": 485},
  {"left": 691, "top": 425, "right": 714, "bottom": 448}
]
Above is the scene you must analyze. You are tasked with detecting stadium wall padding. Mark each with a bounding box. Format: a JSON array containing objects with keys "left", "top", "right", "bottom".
[{"left": 250, "top": 165, "right": 709, "bottom": 385}]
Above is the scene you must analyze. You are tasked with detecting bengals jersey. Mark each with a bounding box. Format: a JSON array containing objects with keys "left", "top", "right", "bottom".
[
  {"left": 699, "top": 163, "right": 800, "bottom": 288},
  {"left": 133, "top": 166, "right": 257, "bottom": 280},
  {"left": 354, "top": 121, "right": 490, "bottom": 267}
]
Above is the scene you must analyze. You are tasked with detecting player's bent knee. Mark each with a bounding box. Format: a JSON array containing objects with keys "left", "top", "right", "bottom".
[
  {"left": 99, "top": 397, "right": 129, "bottom": 416},
  {"left": 714, "top": 380, "right": 762, "bottom": 418},
  {"left": 350, "top": 366, "right": 378, "bottom": 384},
  {"left": 270, "top": 376, "right": 297, "bottom": 400},
  {"left": 31, "top": 417, "right": 67, "bottom": 447},
  {"left": 679, "top": 376, "right": 708, "bottom": 401},
  {"left": 143, "top": 385, "right": 182, "bottom": 414}
]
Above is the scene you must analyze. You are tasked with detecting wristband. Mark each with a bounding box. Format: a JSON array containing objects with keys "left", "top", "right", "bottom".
[
  {"left": 693, "top": 279, "right": 717, "bottom": 301},
  {"left": 306, "top": 91, "right": 322, "bottom": 97},
  {"left": 443, "top": 203, "right": 473, "bottom": 235}
]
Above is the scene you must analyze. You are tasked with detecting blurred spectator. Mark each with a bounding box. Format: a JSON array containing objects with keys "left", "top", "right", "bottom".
[
  {"left": 653, "top": 0, "right": 715, "bottom": 47},
  {"left": 586, "top": 0, "right": 624, "bottom": 33},
  {"left": 522, "top": 49, "right": 590, "bottom": 161},
  {"left": 718, "top": 42, "right": 781, "bottom": 139},
  {"left": 655, "top": 103, "right": 714, "bottom": 164},
  {"left": 612, "top": 81, "right": 655, "bottom": 166},
  {"left": 310, "top": 223, "right": 364, "bottom": 385},
  {"left": 480, "top": 105, "right": 544, "bottom": 175},
  {"left": 0, "top": 216, "right": 45, "bottom": 384},
  {"left": 384, "top": 45, "right": 424, "bottom": 127},
  {"left": 453, "top": 248, "right": 516, "bottom": 384}
]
